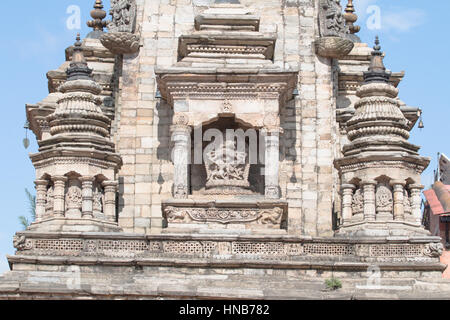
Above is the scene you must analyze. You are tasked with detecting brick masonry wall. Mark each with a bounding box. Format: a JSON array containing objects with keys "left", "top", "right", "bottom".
[{"left": 116, "top": 0, "right": 336, "bottom": 237}]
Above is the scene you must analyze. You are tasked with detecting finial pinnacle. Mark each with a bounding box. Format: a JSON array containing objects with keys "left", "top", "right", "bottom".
[
  {"left": 374, "top": 36, "right": 381, "bottom": 51},
  {"left": 87, "top": 0, "right": 107, "bottom": 35},
  {"left": 363, "top": 36, "right": 391, "bottom": 83},
  {"left": 344, "top": 0, "right": 360, "bottom": 34},
  {"left": 67, "top": 34, "right": 92, "bottom": 80}
]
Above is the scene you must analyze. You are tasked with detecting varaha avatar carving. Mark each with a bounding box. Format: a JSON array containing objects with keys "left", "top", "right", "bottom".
[{"left": 1, "top": 0, "right": 449, "bottom": 299}]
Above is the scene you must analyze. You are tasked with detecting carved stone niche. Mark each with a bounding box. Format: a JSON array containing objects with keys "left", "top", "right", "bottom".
[
  {"left": 162, "top": 199, "right": 288, "bottom": 234},
  {"left": 191, "top": 117, "right": 264, "bottom": 196},
  {"left": 100, "top": 0, "right": 140, "bottom": 54}
]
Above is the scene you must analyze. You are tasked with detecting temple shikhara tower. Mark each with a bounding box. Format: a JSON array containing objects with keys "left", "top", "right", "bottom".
[{"left": 1, "top": 0, "right": 448, "bottom": 299}]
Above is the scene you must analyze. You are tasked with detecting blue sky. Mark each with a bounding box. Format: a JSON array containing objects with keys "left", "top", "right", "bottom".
[{"left": 0, "top": 0, "right": 448, "bottom": 274}]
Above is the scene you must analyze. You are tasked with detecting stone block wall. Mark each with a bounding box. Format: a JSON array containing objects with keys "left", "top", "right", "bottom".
[{"left": 116, "top": 0, "right": 337, "bottom": 237}]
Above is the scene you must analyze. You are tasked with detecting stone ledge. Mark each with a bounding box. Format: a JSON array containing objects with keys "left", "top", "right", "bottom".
[{"left": 7, "top": 255, "right": 446, "bottom": 272}]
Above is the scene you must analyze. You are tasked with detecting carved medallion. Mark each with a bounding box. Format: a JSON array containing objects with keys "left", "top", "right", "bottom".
[
  {"left": 376, "top": 184, "right": 393, "bottom": 212},
  {"left": 66, "top": 185, "right": 82, "bottom": 209}
]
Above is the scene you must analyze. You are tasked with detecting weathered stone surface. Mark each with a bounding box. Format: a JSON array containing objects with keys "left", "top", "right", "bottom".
[{"left": 6, "top": 0, "right": 443, "bottom": 300}]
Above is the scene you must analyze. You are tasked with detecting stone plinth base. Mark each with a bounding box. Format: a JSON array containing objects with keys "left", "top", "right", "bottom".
[
  {"left": 336, "top": 221, "right": 431, "bottom": 238},
  {"left": 1, "top": 232, "right": 448, "bottom": 299},
  {"left": 27, "top": 218, "right": 122, "bottom": 233},
  {"left": 162, "top": 199, "right": 288, "bottom": 234}
]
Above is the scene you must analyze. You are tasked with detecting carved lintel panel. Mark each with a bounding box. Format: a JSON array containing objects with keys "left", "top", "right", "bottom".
[{"left": 164, "top": 206, "right": 285, "bottom": 226}]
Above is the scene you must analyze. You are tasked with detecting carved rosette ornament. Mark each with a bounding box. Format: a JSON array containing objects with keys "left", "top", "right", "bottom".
[
  {"left": 100, "top": 0, "right": 140, "bottom": 54},
  {"left": 316, "top": 0, "right": 354, "bottom": 59}
]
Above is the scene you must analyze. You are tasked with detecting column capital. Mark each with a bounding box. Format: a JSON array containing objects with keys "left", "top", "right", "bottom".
[
  {"left": 80, "top": 176, "right": 95, "bottom": 183},
  {"left": 52, "top": 176, "right": 68, "bottom": 183},
  {"left": 262, "top": 127, "right": 283, "bottom": 136},
  {"left": 409, "top": 184, "right": 425, "bottom": 190},
  {"left": 361, "top": 180, "right": 377, "bottom": 186},
  {"left": 34, "top": 180, "right": 49, "bottom": 187},
  {"left": 170, "top": 124, "right": 191, "bottom": 135},
  {"left": 341, "top": 184, "right": 356, "bottom": 190},
  {"left": 390, "top": 180, "right": 406, "bottom": 187},
  {"left": 102, "top": 180, "right": 119, "bottom": 188}
]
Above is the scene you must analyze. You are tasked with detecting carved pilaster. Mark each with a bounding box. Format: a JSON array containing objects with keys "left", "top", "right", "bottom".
[
  {"left": 409, "top": 184, "right": 424, "bottom": 224},
  {"left": 103, "top": 181, "right": 118, "bottom": 222},
  {"left": 391, "top": 181, "right": 405, "bottom": 221},
  {"left": 171, "top": 124, "right": 191, "bottom": 199},
  {"left": 264, "top": 129, "right": 280, "bottom": 199},
  {"left": 362, "top": 181, "right": 377, "bottom": 222},
  {"left": 52, "top": 176, "right": 68, "bottom": 218},
  {"left": 34, "top": 180, "right": 48, "bottom": 222},
  {"left": 80, "top": 177, "right": 95, "bottom": 219},
  {"left": 341, "top": 184, "right": 356, "bottom": 224}
]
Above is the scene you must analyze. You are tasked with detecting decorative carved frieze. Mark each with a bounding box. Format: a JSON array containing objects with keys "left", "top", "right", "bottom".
[
  {"left": 13, "top": 234, "right": 441, "bottom": 263},
  {"left": 164, "top": 206, "right": 284, "bottom": 225}
]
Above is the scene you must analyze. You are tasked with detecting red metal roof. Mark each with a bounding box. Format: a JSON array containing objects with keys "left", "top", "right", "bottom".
[{"left": 424, "top": 182, "right": 450, "bottom": 216}]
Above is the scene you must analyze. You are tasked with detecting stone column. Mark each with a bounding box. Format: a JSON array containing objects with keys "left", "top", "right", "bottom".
[
  {"left": 80, "top": 176, "right": 95, "bottom": 219},
  {"left": 264, "top": 129, "right": 280, "bottom": 199},
  {"left": 341, "top": 184, "right": 356, "bottom": 224},
  {"left": 409, "top": 184, "right": 424, "bottom": 224},
  {"left": 52, "top": 176, "right": 67, "bottom": 218},
  {"left": 103, "top": 181, "right": 118, "bottom": 222},
  {"left": 170, "top": 124, "right": 191, "bottom": 199},
  {"left": 391, "top": 180, "right": 405, "bottom": 221},
  {"left": 34, "top": 180, "right": 48, "bottom": 222},
  {"left": 362, "top": 181, "right": 377, "bottom": 222}
]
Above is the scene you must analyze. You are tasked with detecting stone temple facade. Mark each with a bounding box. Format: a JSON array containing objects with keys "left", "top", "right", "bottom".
[{"left": 1, "top": 0, "right": 449, "bottom": 299}]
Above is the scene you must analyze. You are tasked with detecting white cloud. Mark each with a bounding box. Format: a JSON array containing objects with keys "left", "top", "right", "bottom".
[
  {"left": 381, "top": 9, "right": 426, "bottom": 32},
  {"left": 352, "top": 1, "right": 426, "bottom": 33}
]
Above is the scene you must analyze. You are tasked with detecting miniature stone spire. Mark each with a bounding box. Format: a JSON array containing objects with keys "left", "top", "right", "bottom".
[
  {"left": 347, "top": 37, "right": 409, "bottom": 145},
  {"left": 363, "top": 36, "right": 390, "bottom": 83},
  {"left": 28, "top": 34, "right": 122, "bottom": 232},
  {"left": 87, "top": 0, "right": 107, "bottom": 39},
  {"left": 48, "top": 34, "right": 109, "bottom": 138},
  {"left": 334, "top": 36, "right": 430, "bottom": 236},
  {"left": 66, "top": 34, "right": 93, "bottom": 81},
  {"left": 343, "top": 0, "right": 360, "bottom": 34}
]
